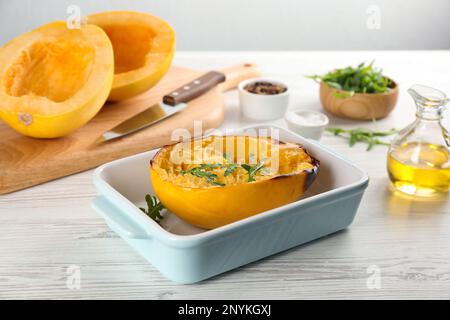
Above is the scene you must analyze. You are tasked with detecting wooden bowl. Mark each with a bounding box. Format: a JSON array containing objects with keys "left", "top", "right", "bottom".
[{"left": 319, "top": 79, "right": 399, "bottom": 120}]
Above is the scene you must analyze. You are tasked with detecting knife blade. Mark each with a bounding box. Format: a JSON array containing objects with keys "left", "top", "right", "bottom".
[
  {"left": 95, "top": 102, "right": 187, "bottom": 144},
  {"left": 95, "top": 70, "right": 226, "bottom": 144}
]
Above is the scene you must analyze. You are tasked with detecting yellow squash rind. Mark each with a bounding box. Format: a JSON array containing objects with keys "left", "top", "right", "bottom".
[
  {"left": 0, "top": 21, "right": 114, "bottom": 138},
  {"left": 150, "top": 136, "right": 319, "bottom": 229},
  {"left": 88, "top": 11, "right": 176, "bottom": 101}
]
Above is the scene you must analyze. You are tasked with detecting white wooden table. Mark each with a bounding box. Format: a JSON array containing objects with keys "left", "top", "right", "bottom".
[{"left": 1, "top": 51, "right": 450, "bottom": 299}]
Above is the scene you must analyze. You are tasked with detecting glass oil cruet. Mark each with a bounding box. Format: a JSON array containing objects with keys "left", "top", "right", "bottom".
[{"left": 387, "top": 84, "right": 450, "bottom": 197}]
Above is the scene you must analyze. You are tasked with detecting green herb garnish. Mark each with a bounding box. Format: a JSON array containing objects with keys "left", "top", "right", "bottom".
[
  {"left": 326, "top": 127, "right": 398, "bottom": 151},
  {"left": 180, "top": 154, "right": 268, "bottom": 186},
  {"left": 224, "top": 163, "right": 238, "bottom": 177},
  {"left": 223, "top": 152, "right": 238, "bottom": 177},
  {"left": 181, "top": 164, "right": 225, "bottom": 186},
  {"left": 139, "top": 194, "right": 164, "bottom": 223},
  {"left": 307, "top": 61, "right": 392, "bottom": 98},
  {"left": 223, "top": 152, "right": 232, "bottom": 162},
  {"left": 241, "top": 161, "right": 266, "bottom": 182}
]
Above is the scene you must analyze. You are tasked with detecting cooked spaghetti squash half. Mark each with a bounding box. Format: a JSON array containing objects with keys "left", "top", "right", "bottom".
[{"left": 150, "top": 135, "right": 319, "bottom": 229}]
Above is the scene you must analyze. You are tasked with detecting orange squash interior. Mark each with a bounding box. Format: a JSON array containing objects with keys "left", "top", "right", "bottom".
[
  {"left": 5, "top": 39, "right": 95, "bottom": 103},
  {"left": 88, "top": 11, "right": 176, "bottom": 101},
  {"left": 0, "top": 21, "right": 114, "bottom": 138},
  {"left": 150, "top": 136, "right": 320, "bottom": 229}
]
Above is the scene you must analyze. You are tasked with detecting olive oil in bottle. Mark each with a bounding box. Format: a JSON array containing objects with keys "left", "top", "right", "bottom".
[
  {"left": 387, "top": 142, "right": 450, "bottom": 196},
  {"left": 387, "top": 85, "right": 450, "bottom": 197}
]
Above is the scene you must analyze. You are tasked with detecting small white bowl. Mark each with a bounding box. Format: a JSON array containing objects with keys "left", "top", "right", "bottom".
[
  {"left": 285, "top": 110, "right": 329, "bottom": 140},
  {"left": 238, "top": 78, "right": 290, "bottom": 121}
]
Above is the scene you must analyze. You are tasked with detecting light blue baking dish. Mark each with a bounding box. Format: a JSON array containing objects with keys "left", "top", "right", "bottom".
[{"left": 92, "top": 125, "right": 369, "bottom": 284}]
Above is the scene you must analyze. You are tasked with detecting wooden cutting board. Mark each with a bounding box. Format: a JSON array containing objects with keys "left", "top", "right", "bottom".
[{"left": 0, "top": 63, "right": 260, "bottom": 194}]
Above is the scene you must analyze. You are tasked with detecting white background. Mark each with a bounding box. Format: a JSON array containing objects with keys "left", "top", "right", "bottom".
[{"left": 1, "top": 0, "right": 449, "bottom": 50}]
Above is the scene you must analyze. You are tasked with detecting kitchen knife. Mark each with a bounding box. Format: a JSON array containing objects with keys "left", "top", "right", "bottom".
[{"left": 95, "top": 70, "right": 226, "bottom": 143}]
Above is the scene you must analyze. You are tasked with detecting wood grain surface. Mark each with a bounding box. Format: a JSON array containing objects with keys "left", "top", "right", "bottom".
[
  {"left": 320, "top": 80, "right": 399, "bottom": 120},
  {"left": 0, "top": 63, "right": 260, "bottom": 194},
  {"left": 1, "top": 51, "right": 450, "bottom": 299}
]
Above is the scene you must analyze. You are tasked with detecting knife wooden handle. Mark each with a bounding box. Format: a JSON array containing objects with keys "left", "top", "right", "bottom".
[
  {"left": 163, "top": 71, "right": 226, "bottom": 106},
  {"left": 219, "top": 63, "right": 261, "bottom": 92}
]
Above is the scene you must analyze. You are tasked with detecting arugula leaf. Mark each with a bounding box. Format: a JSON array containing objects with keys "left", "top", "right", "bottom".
[
  {"left": 222, "top": 152, "right": 238, "bottom": 177},
  {"left": 326, "top": 127, "right": 398, "bottom": 151},
  {"left": 224, "top": 163, "right": 238, "bottom": 177},
  {"left": 199, "top": 163, "right": 222, "bottom": 169},
  {"left": 179, "top": 154, "right": 268, "bottom": 186},
  {"left": 241, "top": 161, "right": 266, "bottom": 182},
  {"left": 325, "top": 81, "right": 343, "bottom": 90},
  {"left": 140, "top": 194, "right": 164, "bottom": 223},
  {"left": 327, "top": 128, "right": 346, "bottom": 136},
  {"left": 307, "top": 61, "right": 392, "bottom": 98},
  {"left": 223, "top": 152, "right": 232, "bottom": 163},
  {"left": 181, "top": 166, "right": 224, "bottom": 186}
]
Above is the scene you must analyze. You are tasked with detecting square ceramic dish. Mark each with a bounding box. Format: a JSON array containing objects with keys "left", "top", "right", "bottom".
[{"left": 92, "top": 125, "right": 369, "bottom": 284}]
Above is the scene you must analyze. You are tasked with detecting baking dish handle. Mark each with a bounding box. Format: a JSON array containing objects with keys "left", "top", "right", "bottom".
[{"left": 92, "top": 196, "right": 151, "bottom": 240}]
